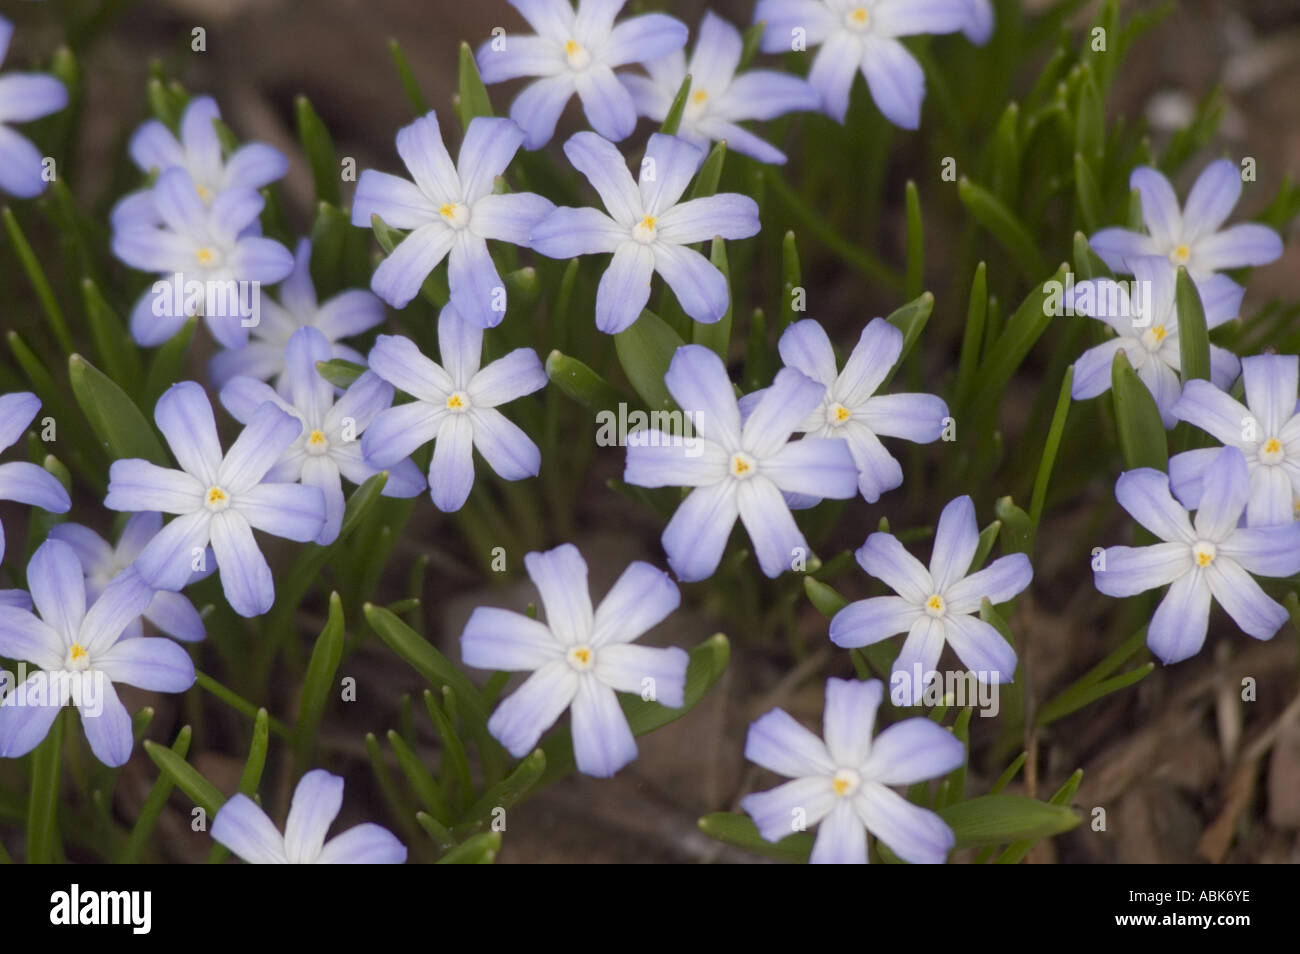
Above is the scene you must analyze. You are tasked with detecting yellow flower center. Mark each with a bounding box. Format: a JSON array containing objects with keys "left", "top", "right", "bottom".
[
  {"left": 729, "top": 452, "right": 757, "bottom": 479},
  {"left": 831, "top": 768, "right": 861, "bottom": 798},
  {"left": 305, "top": 428, "right": 329, "bottom": 456},
  {"left": 66, "top": 643, "right": 91, "bottom": 671},
  {"left": 438, "top": 202, "right": 469, "bottom": 229},
  {"left": 846, "top": 6, "right": 870, "bottom": 29},
  {"left": 195, "top": 246, "right": 218, "bottom": 266},
  {"left": 827, "top": 402, "right": 852, "bottom": 427},
  {"left": 1171, "top": 244, "right": 1191, "bottom": 264},
  {"left": 924, "top": 593, "right": 946, "bottom": 618},
  {"left": 567, "top": 645, "right": 595, "bottom": 671},
  {"left": 446, "top": 391, "right": 470, "bottom": 413},
  {"left": 691, "top": 89, "right": 708, "bottom": 105},
  {"left": 205, "top": 485, "right": 231, "bottom": 512},
  {"left": 1192, "top": 540, "right": 1216, "bottom": 568},
  {"left": 633, "top": 214, "right": 658, "bottom": 244},
  {"left": 1259, "top": 437, "right": 1285, "bottom": 465},
  {"left": 563, "top": 38, "right": 590, "bottom": 69},
  {"left": 196, "top": 182, "right": 214, "bottom": 204},
  {"left": 1141, "top": 325, "right": 1168, "bottom": 351}
]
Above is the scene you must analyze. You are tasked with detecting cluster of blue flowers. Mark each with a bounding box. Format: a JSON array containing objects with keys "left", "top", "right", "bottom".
[{"left": 0, "top": 0, "right": 1293, "bottom": 865}]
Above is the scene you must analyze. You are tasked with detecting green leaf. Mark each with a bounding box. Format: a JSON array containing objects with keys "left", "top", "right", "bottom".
[
  {"left": 295, "top": 96, "right": 340, "bottom": 206},
  {"left": 698, "top": 812, "right": 814, "bottom": 863},
  {"left": 738, "top": 20, "right": 765, "bottom": 70},
  {"left": 388, "top": 39, "right": 429, "bottom": 114},
  {"left": 436, "top": 831, "right": 501, "bottom": 864},
  {"left": 743, "top": 307, "right": 769, "bottom": 391},
  {"left": 692, "top": 238, "right": 732, "bottom": 358},
  {"left": 1028, "top": 365, "right": 1073, "bottom": 528},
  {"left": 294, "top": 592, "right": 346, "bottom": 774},
  {"left": 659, "top": 74, "right": 692, "bottom": 136},
  {"left": 81, "top": 278, "right": 143, "bottom": 388},
  {"left": 424, "top": 690, "right": 473, "bottom": 813},
  {"left": 68, "top": 354, "right": 169, "bottom": 465},
  {"left": 545, "top": 350, "right": 625, "bottom": 410},
  {"left": 958, "top": 178, "right": 1048, "bottom": 281},
  {"left": 2, "top": 207, "right": 73, "bottom": 353},
  {"left": 1074, "top": 67, "right": 1104, "bottom": 161},
  {"left": 26, "top": 710, "right": 64, "bottom": 864},
  {"left": 614, "top": 309, "right": 684, "bottom": 411},
  {"left": 994, "top": 497, "right": 1033, "bottom": 556},
  {"left": 688, "top": 140, "right": 727, "bottom": 201},
  {"left": 387, "top": 729, "right": 449, "bottom": 822},
  {"left": 456, "top": 41, "right": 494, "bottom": 129},
  {"left": 953, "top": 262, "right": 987, "bottom": 407},
  {"left": 1073, "top": 152, "right": 1103, "bottom": 234},
  {"left": 460, "top": 749, "right": 546, "bottom": 831},
  {"left": 968, "top": 520, "right": 1002, "bottom": 573},
  {"left": 779, "top": 230, "right": 801, "bottom": 330},
  {"left": 1174, "top": 265, "right": 1210, "bottom": 384},
  {"left": 123, "top": 726, "right": 191, "bottom": 863},
  {"left": 144, "top": 318, "right": 197, "bottom": 406},
  {"left": 316, "top": 357, "right": 365, "bottom": 389},
  {"left": 939, "top": 795, "right": 1080, "bottom": 850},
  {"left": 1111, "top": 349, "right": 1169, "bottom": 470},
  {"left": 880, "top": 291, "right": 934, "bottom": 389},
  {"left": 989, "top": 103, "right": 1020, "bottom": 203},
  {"left": 904, "top": 180, "right": 923, "bottom": 301},
  {"left": 143, "top": 739, "right": 226, "bottom": 817},
  {"left": 804, "top": 576, "right": 848, "bottom": 616}
]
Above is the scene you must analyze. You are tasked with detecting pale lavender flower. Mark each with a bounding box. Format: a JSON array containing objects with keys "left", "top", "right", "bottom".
[
  {"left": 623, "top": 345, "right": 858, "bottom": 581},
  {"left": 0, "top": 391, "right": 71, "bottom": 563},
  {"left": 112, "top": 167, "right": 294, "bottom": 349},
  {"left": 209, "top": 238, "right": 384, "bottom": 390},
  {"left": 1169, "top": 353, "right": 1300, "bottom": 526},
  {"left": 753, "top": 0, "right": 970, "bottom": 128},
  {"left": 0, "top": 539, "right": 193, "bottom": 767},
  {"left": 475, "top": 0, "right": 688, "bottom": 149},
  {"left": 104, "top": 381, "right": 326, "bottom": 618},
  {"left": 742, "top": 677, "right": 963, "bottom": 864},
  {"left": 49, "top": 513, "right": 208, "bottom": 643},
  {"left": 963, "top": 0, "right": 993, "bottom": 44},
  {"left": 1095, "top": 446, "right": 1300, "bottom": 664},
  {"left": 111, "top": 95, "right": 288, "bottom": 230},
  {"left": 461, "top": 544, "right": 687, "bottom": 778},
  {"left": 362, "top": 307, "right": 547, "bottom": 513},
  {"left": 619, "top": 11, "right": 820, "bottom": 165},
  {"left": 1068, "top": 255, "right": 1242, "bottom": 428},
  {"left": 531, "top": 132, "right": 759, "bottom": 333},
  {"left": 830, "top": 495, "right": 1031, "bottom": 704},
  {"left": 350, "top": 111, "right": 553, "bottom": 323},
  {"left": 0, "top": 16, "right": 68, "bottom": 198},
  {"left": 743, "top": 318, "right": 949, "bottom": 503},
  {"left": 1090, "top": 160, "right": 1284, "bottom": 280},
  {"left": 221, "top": 327, "right": 425, "bottom": 544},
  {"left": 212, "top": 769, "right": 406, "bottom": 864}
]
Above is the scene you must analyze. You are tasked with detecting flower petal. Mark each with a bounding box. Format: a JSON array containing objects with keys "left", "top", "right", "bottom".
[
  {"left": 1146, "top": 570, "right": 1211, "bottom": 664},
  {"left": 1194, "top": 223, "right": 1283, "bottom": 271},
  {"left": 510, "top": 74, "right": 577, "bottom": 151},
  {"left": 741, "top": 775, "right": 836, "bottom": 844},
  {"left": 468, "top": 348, "right": 547, "bottom": 407},
  {"left": 928, "top": 495, "right": 979, "bottom": 592},
  {"left": 461, "top": 606, "right": 562, "bottom": 671},
  {"left": 664, "top": 344, "right": 743, "bottom": 447},
  {"left": 371, "top": 223, "right": 456, "bottom": 310},
  {"left": 210, "top": 512, "right": 274, "bottom": 618},
  {"left": 639, "top": 132, "right": 705, "bottom": 215},
  {"left": 737, "top": 475, "right": 807, "bottom": 577},
  {"left": 530, "top": 206, "right": 626, "bottom": 257},
  {"left": 944, "top": 552, "right": 1032, "bottom": 614},
  {"left": 662, "top": 480, "right": 739, "bottom": 582},
  {"left": 594, "top": 643, "right": 689, "bottom": 708},
  {"left": 655, "top": 193, "right": 760, "bottom": 245},
  {"left": 523, "top": 544, "right": 592, "bottom": 645},
  {"left": 1114, "top": 468, "right": 1194, "bottom": 543},
  {"left": 855, "top": 532, "right": 932, "bottom": 603},
  {"left": 1093, "top": 543, "right": 1192, "bottom": 598},
  {"left": 862, "top": 716, "right": 964, "bottom": 786},
  {"left": 315, "top": 825, "right": 407, "bottom": 864},
  {"left": 744, "top": 707, "right": 835, "bottom": 779},
  {"left": 1130, "top": 166, "right": 1182, "bottom": 246},
  {"left": 283, "top": 769, "right": 344, "bottom": 864},
  {"left": 829, "top": 596, "right": 921, "bottom": 649},
  {"left": 0, "top": 672, "right": 68, "bottom": 758},
  {"left": 468, "top": 407, "right": 541, "bottom": 481},
  {"left": 1181, "top": 159, "right": 1241, "bottom": 242},
  {"left": 575, "top": 65, "right": 638, "bottom": 142},
  {"left": 154, "top": 381, "right": 224, "bottom": 483},
  {"left": 941, "top": 614, "right": 1017, "bottom": 684},
  {"left": 218, "top": 402, "right": 303, "bottom": 493},
  {"left": 211, "top": 795, "right": 287, "bottom": 864},
  {"left": 855, "top": 783, "right": 954, "bottom": 864},
  {"left": 1192, "top": 446, "right": 1250, "bottom": 541},
  {"left": 1206, "top": 558, "right": 1288, "bottom": 640},
  {"left": 822, "top": 677, "right": 882, "bottom": 767},
  {"left": 777, "top": 319, "right": 838, "bottom": 387},
  {"left": 95, "top": 636, "right": 196, "bottom": 692},
  {"left": 890, "top": 616, "right": 946, "bottom": 706},
  {"left": 487, "top": 660, "right": 579, "bottom": 756},
  {"left": 591, "top": 560, "right": 681, "bottom": 646},
  {"left": 595, "top": 241, "right": 654, "bottom": 334},
  {"left": 860, "top": 36, "right": 925, "bottom": 129},
  {"left": 652, "top": 242, "right": 730, "bottom": 324},
  {"left": 78, "top": 679, "right": 134, "bottom": 767}
]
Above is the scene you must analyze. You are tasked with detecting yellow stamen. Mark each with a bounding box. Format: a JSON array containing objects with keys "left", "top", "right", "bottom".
[
  {"left": 70, "top": 644, "right": 88, "bottom": 662},
  {"left": 446, "top": 393, "right": 466, "bottom": 410},
  {"left": 691, "top": 89, "right": 708, "bottom": 105},
  {"left": 1151, "top": 325, "right": 1167, "bottom": 343},
  {"left": 1173, "top": 244, "right": 1190, "bottom": 263},
  {"left": 641, "top": 214, "right": 657, "bottom": 230},
  {"left": 195, "top": 247, "right": 216, "bottom": 265},
  {"left": 850, "top": 7, "right": 869, "bottom": 25},
  {"left": 206, "top": 486, "right": 228, "bottom": 505},
  {"left": 564, "top": 38, "right": 580, "bottom": 56}
]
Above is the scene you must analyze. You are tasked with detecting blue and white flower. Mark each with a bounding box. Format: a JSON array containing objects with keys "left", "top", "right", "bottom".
[
  {"left": 221, "top": 327, "right": 425, "bottom": 544},
  {"left": 0, "top": 539, "right": 194, "bottom": 767},
  {"left": 1169, "top": 353, "right": 1300, "bottom": 526},
  {"left": 212, "top": 769, "right": 407, "bottom": 864},
  {"left": 0, "top": 16, "right": 68, "bottom": 198},
  {"left": 461, "top": 544, "right": 688, "bottom": 778},
  {"left": 753, "top": 0, "right": 970, "bottom": 128},
  {"left": 742, "top": 677, "right": 963, "bottom": 864},
  {"left": 531, "top": 132, "right": 759, "bottom": 333},
  {"left": 1068, "top": 255, "right": 1242, "bottom": 427},
  {"left": 830, "top": 495, "right": 1031, "bottom": 704},
  {"left": 209, "top": 238, "right": 385, "bottom": 390},
  {"left": 744, "top": 318, "right": 949, "bottom": 503},
  {"left": 0, "top": 391, "right": 70, "bottom": 564},
  {"left": 112, "top": 167, "right": 294, "bottom": 348},
  {"left": 351, "top": 112, "right": 553, "bottom": 323},
  {"left": 105, "top": 381, "right": 326, "bottom": 617},
  {"left": 1091, "top": 160, "right": 1284, "bottom": 281},
  {"left": 362, "top": 307, "right": 547, "bottom": 513},
  {"left": 476, "top": 0, "right": 688, "bottom": 149},
  {"left": 963, "top": 0, "right": 993, "bottom": 45},
  {"left": 112, "top": 95, "right": 288, "bottom": 229},
  {"left": 49, "top": 513, "right": 208, "bottom": 643},
  {"left": 624, "top": 345, "right": 858, "bottom": 582},
  {"left": 619, "top": 11, "right": 820, "bottom": 165},
  {"left": 1095, "top": 447, "right": 1300, "bottom": 664}
]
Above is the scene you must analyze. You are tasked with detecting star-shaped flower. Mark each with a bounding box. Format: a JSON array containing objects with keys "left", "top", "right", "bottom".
[{"left": 742, "top": 677, "right": 963, "bottom": 864}]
